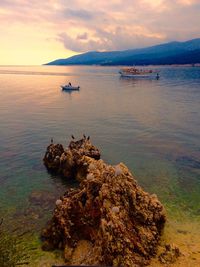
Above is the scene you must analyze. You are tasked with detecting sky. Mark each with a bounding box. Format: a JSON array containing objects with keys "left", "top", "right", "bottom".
[{"left": 0, "top": 0, "right": 200, "bottom": 65}]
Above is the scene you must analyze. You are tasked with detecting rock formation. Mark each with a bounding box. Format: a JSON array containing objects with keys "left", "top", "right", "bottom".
[
  {"left": 159, "top": 244, "right": 181, "bottom": 264},
  {"left": 42, "top": 138, "right": 166, "bottom": 266},
  {"left": 43, "top": 137, "right": 100, "bottom": 180}
]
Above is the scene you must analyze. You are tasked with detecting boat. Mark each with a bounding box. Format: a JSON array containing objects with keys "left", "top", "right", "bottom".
[
  {"left": 61, "top": 84, "right": 80, "bottom": 91},
  {"left": 119, "top": 67, "right": 159, "bottom": 79}
]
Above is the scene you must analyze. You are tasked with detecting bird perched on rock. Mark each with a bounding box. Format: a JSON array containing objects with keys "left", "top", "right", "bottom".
[
  {"left": 71, "top": 135, "right": 75, "bottom": 140},
  {"left": 51, "top": 138, "right": 53, "bottom": 144},
  {"left": 83, "top": 134, "right": 86, "bottom": 139},
  {"left": 87, "top": 136, "right": 90, "bottom": 141}
]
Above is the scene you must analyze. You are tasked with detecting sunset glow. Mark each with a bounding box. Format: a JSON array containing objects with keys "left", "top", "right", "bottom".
[{"left": 0, "top": 0, "right": 199, "bottom": 65}]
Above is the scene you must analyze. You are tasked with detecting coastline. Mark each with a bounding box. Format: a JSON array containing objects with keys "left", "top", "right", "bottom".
[
  {"left": 26, "top": 214, "right": 200, "bottom": 266},
  {"left": 33, "top": 139, "right": 199, "bottom": 266},
  {"left": 150, "top": 217, "right": 200, "bottom": 266},
  {"left": 0, "top": 65, "right": 199, "bottom": 266}
]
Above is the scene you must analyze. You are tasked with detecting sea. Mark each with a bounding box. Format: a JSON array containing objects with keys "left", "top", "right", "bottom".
[{"left": 0, "top": 65, "right": 200, "bottom": 263}]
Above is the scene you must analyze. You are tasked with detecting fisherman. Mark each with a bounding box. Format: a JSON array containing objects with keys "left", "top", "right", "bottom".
[{"left": 68, "top": 82, "right": 72, "bottom": 86}]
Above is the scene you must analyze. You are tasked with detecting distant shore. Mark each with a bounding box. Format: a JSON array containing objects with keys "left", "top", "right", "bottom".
[{"left": 44, "top": 63, "right": 200, "bottom": 67}]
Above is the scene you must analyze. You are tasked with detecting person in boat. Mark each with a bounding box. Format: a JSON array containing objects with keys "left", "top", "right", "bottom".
[{"left": 68, "top": 82, "right": 72, "bottom": 86}]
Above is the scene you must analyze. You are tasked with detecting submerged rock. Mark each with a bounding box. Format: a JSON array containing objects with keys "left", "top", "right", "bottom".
[
  {"left": 28, "top": 190, "right": 56, "bottom": 209},
  {"left": 42, "top": 138, "right": 166, "bottom": 266},
  {"left": 176, "top": 156, "right": 200, "bottom": 169}
]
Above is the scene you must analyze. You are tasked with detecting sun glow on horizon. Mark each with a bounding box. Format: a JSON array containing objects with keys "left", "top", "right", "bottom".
[
  {"left": 0, "top": 27, "right": 77, "bottom": 65},
  {"left": 0, "top": 0, "right": 199, "bottom": 65},
  {"left": 0, "top": 46, "right": 77, "bottom": 66}
]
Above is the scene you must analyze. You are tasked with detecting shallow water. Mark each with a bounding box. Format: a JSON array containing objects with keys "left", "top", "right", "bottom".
[{"left": 0, "top": 65, "right": 200, "bottom": 234}]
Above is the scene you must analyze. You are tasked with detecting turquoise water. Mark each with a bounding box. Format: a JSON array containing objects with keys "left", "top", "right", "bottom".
[{"left": 0, "top": 65, "right": 200, "bottom": 233}]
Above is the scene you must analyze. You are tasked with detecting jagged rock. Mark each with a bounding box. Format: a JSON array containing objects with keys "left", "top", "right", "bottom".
[
  {"left": 42, "top": 138, "right": 166, "bottom": 267},
  {"left": 159, "top": 244, "right": 181, "bottom": 264},
  {"left": 43, "top": 138, "right": 100, "bottom": 180},
  {"left": 43, "top": 143, "right": 64, "bottom": 170}
]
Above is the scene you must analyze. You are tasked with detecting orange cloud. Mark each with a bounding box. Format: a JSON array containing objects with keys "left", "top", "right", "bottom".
[
  {"left": 0, "top": 0, "right": 199, "bottom": 64},
  {"left": 177, "top": 0, "right": 198, "bottom": 5}
]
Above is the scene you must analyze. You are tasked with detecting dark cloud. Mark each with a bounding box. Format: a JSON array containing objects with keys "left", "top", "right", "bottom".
[
  {"left": 0, "top": 0, "right": 200, "bottom": 52},
  {"left": 58, "top": 32, "right": 103, "bottom": 52},
  {"left": 77, "top": 32, "right": 88, "bottom": 40},
  {"left": 63, "top": 8, "right": 94, "bottom": 20},
  {"left": 58, "top": 29, "right": 164, "bottom": 53}
]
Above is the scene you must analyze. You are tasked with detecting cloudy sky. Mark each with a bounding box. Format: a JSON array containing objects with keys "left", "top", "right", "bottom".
[{"left": 0, "top": 0, "right": 199, "bottom": 65}]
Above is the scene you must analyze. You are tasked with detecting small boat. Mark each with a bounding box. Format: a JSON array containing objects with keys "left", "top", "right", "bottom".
[
  {"left": 61, "top": 85, "right": 80, "bottom": 91},
  {"left": 119, "top": 67, "right": 159, "bottom": 79}
]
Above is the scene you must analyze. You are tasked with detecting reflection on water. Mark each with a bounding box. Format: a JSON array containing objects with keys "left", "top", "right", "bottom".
[{"left": 0, "top": 65, "right": 200, "bottom": 232}]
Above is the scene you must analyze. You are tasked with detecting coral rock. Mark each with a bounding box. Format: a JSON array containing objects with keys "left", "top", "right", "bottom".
[
  {"left": 43, "top": 138, "right": 100, "bottom": 180},
  {"left": 159, "top": 244, "right": 181, "bottom": 264},
  {"left": 42, "top": 138, "right": 166, "bottom": 266}
]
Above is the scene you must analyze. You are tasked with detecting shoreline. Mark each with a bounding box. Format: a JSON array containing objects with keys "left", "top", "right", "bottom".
[
  {"left": 0, "top": 63, "right": 200, "bottom": 67},
  {"left": 26, "top": 215, "right": 200, "bottom": 267},
  {"left": 1, "top": 136, "right": 200, "bottom": 266},
  {"left": 1, "top": 174, "right": 200, "bottom": 266},
  {"left": 150, "top": 216, "right": 200, "bottom": 266}
]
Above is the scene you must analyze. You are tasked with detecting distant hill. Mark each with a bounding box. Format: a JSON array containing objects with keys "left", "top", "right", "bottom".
[{"left": 46, "top": 38, "right": 200, "bottom": 66}]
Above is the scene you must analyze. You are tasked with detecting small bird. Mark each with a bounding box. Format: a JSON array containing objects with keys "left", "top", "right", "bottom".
[
  {"left": 83, "top": 134, "right": 86, "bottom": 139},
  {"left": 71, "top": 135, "right": 75, "bottom": 140},
  {"left": 51, "top": 138, "right": 53, "bottom": 144},
  {"left": 87, "top": 136, "right": 90, "bottom": 141}
]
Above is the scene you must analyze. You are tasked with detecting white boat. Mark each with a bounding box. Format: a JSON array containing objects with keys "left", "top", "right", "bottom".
[
  {"left": 119, "top": 67, "right": 159, "bottom": 79},
  {"left": 61, "top": 85, "right": 80, "bottom": 91}
]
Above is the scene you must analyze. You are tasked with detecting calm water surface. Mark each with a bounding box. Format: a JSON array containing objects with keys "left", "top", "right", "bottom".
[{"left": 0, "top": 65, "right": 200, "bottom": 234}]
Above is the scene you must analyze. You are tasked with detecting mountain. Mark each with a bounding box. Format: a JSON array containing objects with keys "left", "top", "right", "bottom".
[{"left": 46, "top": 38, "right": 200, "bottom": 66}]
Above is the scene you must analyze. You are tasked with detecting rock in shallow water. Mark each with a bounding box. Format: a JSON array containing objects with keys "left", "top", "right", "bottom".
[
  {"left": 42, "top": 138, "right": 166, "bottom": 267},
  {"left": 43, "top": 138, "right": 100, "bottom": 181}
]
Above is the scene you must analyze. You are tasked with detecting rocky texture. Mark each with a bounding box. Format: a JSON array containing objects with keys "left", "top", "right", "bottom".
[
  {"left": 43, "top": 137, "right": 100, "bottom": 181},
  {"left": 42, "top": 138, "right": 166, "bottom": 266},
  {"left": 159, "top": 244, "right": 181, "bottom": 264}
]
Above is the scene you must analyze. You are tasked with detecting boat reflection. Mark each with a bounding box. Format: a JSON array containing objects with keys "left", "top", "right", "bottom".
[{"left": 119, "top": 76, "right": 159, "bottom": 86}]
